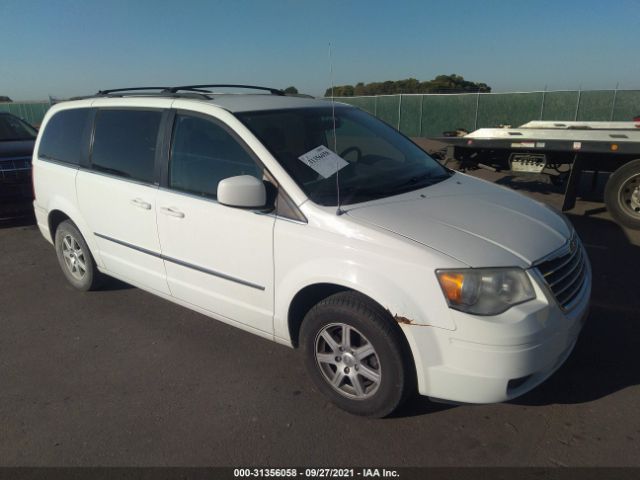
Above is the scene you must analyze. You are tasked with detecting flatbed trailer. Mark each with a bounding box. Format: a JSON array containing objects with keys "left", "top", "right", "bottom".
[
  {"left": 519, "top": 120, "right": 640, "bottom": 130},
  {"left": 436, "top": 123, "right": 640, "bottom": 229}
]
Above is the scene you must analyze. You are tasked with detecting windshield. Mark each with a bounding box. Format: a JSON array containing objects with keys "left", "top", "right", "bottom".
[
  {"left": 237, "top": 107, "right": 450, "bottom": 206},
  {"left": 0, "top": 114, "right": 37, "bottom": 141}
]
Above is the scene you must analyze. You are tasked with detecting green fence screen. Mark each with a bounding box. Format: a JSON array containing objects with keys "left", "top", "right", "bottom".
[
  {"left": 612, "top": 90, "right": 640, "bottom": 121},
  {"left": 477, "top": 92, "right": 544, "bottom": 129},
  {"left": 330, "top": 89, "right": 640, "bottom": 137},
  {"left": 419, "top": 94, "right": 478, "bottom": 136},
  {"left": 540, "top": 91, "right": 580, "bottom": 121},
  {"left": 0, "top": 101, "right": 50, "bottom": 127}
]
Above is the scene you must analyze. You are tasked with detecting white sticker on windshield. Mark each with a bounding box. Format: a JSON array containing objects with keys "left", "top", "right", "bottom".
[{"left": 298, "top": 145, "right": 349, "bottom": 179}]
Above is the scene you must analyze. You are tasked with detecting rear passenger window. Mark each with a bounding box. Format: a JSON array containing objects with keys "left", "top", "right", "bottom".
[
  {"left": 38, "top": 109, "right": 92, "bottom": 165},
  {"left": 91, "top": 109, "right": 162, "bottom": 183},
  {"left": 169, "top": 115, "right": 261, "bottom": 199}
]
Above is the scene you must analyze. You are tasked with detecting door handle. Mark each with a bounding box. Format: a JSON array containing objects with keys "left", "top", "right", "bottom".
[
  {"left": 160, "top": 206, "right": 185, "bottom": 218},
  {"left": 131, "top": 198, "right": 152, "bottom": 210}
]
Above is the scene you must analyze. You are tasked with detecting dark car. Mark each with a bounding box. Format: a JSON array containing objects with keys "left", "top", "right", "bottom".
[{"left": 0, "top": 112, "right": 37, "bottom": 219}]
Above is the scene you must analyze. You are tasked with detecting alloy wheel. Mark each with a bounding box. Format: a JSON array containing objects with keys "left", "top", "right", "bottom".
[
  {"left": 61, "top": 234, "right": 87, "bottom": 280},
  {"left": 314, "top": 323, "right": 382, "bottom": 400}
]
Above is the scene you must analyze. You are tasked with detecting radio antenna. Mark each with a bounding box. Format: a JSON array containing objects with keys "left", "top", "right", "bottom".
[{"left": 329, "top": 42, "right": 344, "bottom": 216}]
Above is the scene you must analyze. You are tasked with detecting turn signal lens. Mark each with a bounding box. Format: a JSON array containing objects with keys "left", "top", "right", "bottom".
[{"left": 437, "top": 272, "right": 465, "bottom": 303}]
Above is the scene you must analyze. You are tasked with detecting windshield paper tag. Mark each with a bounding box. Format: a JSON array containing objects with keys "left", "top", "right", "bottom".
[{"left": 298, "top": 145, "right": 349, "bottom": 179}]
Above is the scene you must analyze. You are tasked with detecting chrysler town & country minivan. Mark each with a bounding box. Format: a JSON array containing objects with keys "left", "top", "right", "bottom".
[{"left": 32, "top": 85, "right": 591, "bottom": 417}]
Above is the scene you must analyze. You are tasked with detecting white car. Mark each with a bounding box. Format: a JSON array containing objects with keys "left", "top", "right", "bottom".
[{"left": 32, "top": 85, "right": 591, "bottom": 417}]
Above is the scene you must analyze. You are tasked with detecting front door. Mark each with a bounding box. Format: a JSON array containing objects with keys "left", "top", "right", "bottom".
[{"left": 156, "top": 112, "right": 274, "bottom": 333}]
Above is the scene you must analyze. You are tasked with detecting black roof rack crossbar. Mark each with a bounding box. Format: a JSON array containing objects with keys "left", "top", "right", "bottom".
[
  {"left": 97, "top": 87, "right": 171, "bottom": 95},
  {"left": 165, "top": 84, "right": 286, "bottom": 95}
]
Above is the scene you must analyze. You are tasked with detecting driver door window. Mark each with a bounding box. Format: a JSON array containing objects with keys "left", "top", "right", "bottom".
[{"left": 170, "top": 114, "right": 262, "bottom": 198}]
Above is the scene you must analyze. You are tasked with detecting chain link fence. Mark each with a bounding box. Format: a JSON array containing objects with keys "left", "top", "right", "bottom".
[
  {"left": 328, "top": 89, "right": 640, "bottom": 137},
  {"left": 0, "top": 100, "right": 51, "bottom": 127}
]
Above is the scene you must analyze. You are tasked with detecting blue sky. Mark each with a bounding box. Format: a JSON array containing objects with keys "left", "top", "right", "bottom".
[{"left": 1, "top": 0, "right": 639, "bottom": 100}]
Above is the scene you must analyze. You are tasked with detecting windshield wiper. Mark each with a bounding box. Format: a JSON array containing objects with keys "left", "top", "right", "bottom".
[
  {"left": 405, "top": 172, "right": 449, "bottom": 186},
  {"left": 311, "top": 172, "right": 451, "bottom": 205},
  {"left": 377, "top": 172, "right": 450, "bottom": 196}
]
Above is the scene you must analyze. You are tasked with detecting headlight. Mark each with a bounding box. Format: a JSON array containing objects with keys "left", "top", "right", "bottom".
[{"left": 436, "top": 268, "right": 535, "bottom": 315}]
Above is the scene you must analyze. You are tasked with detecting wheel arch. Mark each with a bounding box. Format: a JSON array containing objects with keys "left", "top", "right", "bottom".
[
  {"left": 48, "top": 209, "right": 71, "bottom": 239},
  {"left": 287, "top": 283, "right": 350, "bottom": 348},
  {"left": 287, "top": 282, "right": 415, "bottom": 351},
  {"left": 45, "top": 203, "right": 104, "bottom": 268}
]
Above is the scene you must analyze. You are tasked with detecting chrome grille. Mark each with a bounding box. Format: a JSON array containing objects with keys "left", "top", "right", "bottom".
[
  {"left": 0, "top": 156, "right": 32, "bottom": 180},
  {"left": 535, "top": 236, "right": 588, "bottom": 309}
]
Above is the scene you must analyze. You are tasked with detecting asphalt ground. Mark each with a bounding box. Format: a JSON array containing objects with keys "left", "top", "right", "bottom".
[{"left": 1, "top": 169, "right": 639, "bottom": 467}]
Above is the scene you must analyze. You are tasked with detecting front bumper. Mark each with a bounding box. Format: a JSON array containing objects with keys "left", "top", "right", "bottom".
[{"left": 403, "top": 261, "right": 591, "bottom": 404}]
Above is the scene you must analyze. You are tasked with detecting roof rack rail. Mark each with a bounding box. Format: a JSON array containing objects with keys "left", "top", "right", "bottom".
[
  {"left": 165, "top": 84, "right": 286, "bottom": 96},
  {"left": 92, "top": 84, "right": 287, "bottom": 99},
  {"left": 96, "top": 87, "right": 170, "bottom": 95}
]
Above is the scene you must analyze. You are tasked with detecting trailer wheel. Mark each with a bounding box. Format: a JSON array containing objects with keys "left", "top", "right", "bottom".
[{"left": 604, "top": 159, "right": 640, "bottom": 230}]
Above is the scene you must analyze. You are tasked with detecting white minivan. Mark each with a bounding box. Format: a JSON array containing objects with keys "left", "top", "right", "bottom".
[{"left": 33, "top": 85, "right": 591, "bottom": 417}]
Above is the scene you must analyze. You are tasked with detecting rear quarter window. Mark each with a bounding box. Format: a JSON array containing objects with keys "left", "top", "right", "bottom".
[{"left": 38, "top": 109, "right": 93, "bottom": 165}]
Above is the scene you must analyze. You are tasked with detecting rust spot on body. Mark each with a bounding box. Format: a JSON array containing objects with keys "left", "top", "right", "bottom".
[
  {"left": 386, "top": 309, "right": 416, "bottom": 325},
  {"left": 394, "top": 315, "right": 414, "bottom": 325}
]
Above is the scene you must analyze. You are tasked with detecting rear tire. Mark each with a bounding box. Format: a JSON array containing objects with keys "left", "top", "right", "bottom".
[
  {"left": 300, "top": 291, "right": 415, "bottom": 417},
  {"left": 604, "top": 159, "right": 640, "bottom": 230},
  {"left": 54, "top": 220, "right": 103, "bottom": 291}
]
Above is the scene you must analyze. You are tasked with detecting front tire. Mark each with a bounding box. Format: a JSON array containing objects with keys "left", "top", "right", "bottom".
[
  {"left": 54, "top": 220, "right": 103, "bottom": 291},
  {"left": 604, "top": 159, "right": 640, "bottom": 230},
  {"left": 300, "top": 292, "right": 415, "bottom": 417}
]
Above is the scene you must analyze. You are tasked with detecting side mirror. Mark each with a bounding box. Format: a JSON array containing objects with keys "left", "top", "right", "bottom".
[{"left": 217, "top": 175, "right": 267, "bottom": 209}]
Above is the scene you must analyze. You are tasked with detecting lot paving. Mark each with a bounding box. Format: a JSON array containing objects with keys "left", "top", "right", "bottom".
[{"left": 1, "top": 170, "right": 639, "bottom": 467}]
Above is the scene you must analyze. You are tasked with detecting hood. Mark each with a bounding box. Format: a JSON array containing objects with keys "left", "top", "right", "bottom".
[{"left": 345, "top": 173, "right": 570, "bottom": 268}]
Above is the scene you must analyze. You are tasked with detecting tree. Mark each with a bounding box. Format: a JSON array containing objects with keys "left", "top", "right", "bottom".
[
  {"left": 324, "top": 85, "right": 355, "bottom": 97},
  {"left": 284, "top": 86, "right": 298, "bottom": 94},
  {"left": 324, "top": 75, "right": 491, "bottom": 96},
  {"left": 354, "top": 82, "right": 367, "bottom": 96},
  {"left": 396, "top": 78, "right": 420, "bottom": 93}
]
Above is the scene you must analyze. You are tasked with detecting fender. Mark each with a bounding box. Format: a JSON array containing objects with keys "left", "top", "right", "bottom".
[{"left": 274, "top": 255, "right": 457, "bottom": 343}]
